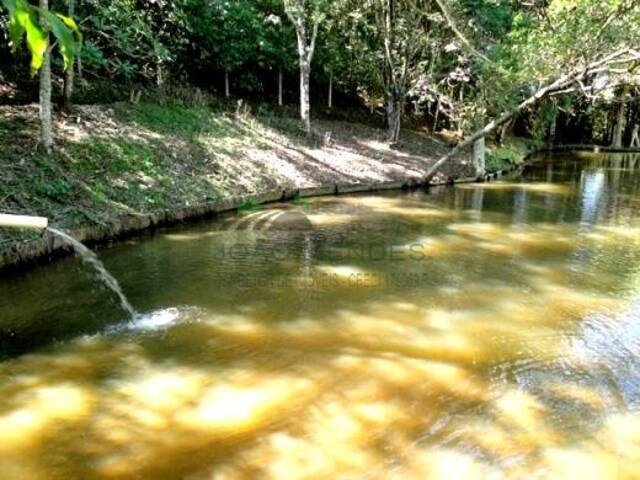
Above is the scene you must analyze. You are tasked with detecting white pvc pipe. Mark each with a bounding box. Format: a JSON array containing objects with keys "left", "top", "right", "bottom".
[{"left": 0, "top": 214, "right": 49, "bottom": 230}]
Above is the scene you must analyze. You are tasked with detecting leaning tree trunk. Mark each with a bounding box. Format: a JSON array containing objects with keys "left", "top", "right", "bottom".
[
  {"left": 278, "top": 68, "right": 283, "bottom": 107},
  {"left": 299, "top": 60, "right": 311, "bottom": 134},
  {"left": 39, "top": 0, "right": 53, "bottom": 153},
  {"left": 62, "top": 0, "right": 74, "bottom": 110},
  {"left": 423, "top": 68, "right": 582, "bottom": 181},
  {"left": 422, "top": 47, "right": 640, "bottom": 181}
]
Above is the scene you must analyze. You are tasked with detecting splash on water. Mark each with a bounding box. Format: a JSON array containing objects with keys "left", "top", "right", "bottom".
[
  {"left": 127, "top": 307, "right": 182, "bottom": 331},
  {"left": 48, "top": 228, "right": 136, "bottom": 318},
  {"left": 102, "top": 306, "right": 199, "bottom": 335}
]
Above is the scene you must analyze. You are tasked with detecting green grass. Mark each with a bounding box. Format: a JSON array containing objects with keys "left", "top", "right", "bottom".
[
  {"left": 121, "top": 101, "right": 210, "bottom": 135},
  {"left": 0, "top": 101, "right": 241, "bottom": 240},
  {"left": 68, "top": 139, "right": 157, "bottom": 175}
]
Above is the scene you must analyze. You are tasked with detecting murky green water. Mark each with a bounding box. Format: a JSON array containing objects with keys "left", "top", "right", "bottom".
[{"left": 1, "top": 151, "right": 640, "bottom": 479}]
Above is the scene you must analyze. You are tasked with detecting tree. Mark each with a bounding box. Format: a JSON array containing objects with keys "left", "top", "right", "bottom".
[
  {"left": 321, "top": 0, "right": 386, "bottom": 113},
  {"left": 1, "top": 0, "right": 81, "bottom": 152},
  {"left": 257, "top": 0, "right": 296, "bottom": 106},
  {"left": 424, "top": 0, "right": 640, "bottom": 179},
  {"left": 182, "top": 0, "right": 261, "bottom": 97},
  {"left": 74, "top": 0, "right": 189, "bottom": 87},
  {"left": 425, "top": 49, "right": 640, "bottom": 180},
  {"left": 213, "top": 1, "right": 262, "bottom": 97},
  {"left": 39, "top": 0, "right": 52, "bottom": 150},
  {"left": 335, "top": 0, "right": 438, "bottom": 144},
  {"left": 612, "top": 86, "right": 630, "bottom": 148},
  {"left": 374, "top": 0, "right": 428, "bottom": 144},
  {"left": 62, "top": 0, "right": 75, "bottom": 109},
  {"left": 283, "top": 0, "right": 326, "bottom": 134}
]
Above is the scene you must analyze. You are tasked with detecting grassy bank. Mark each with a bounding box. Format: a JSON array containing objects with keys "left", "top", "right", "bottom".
[{"left": 0, "top": 98, "right": 527, "bottom": 258}]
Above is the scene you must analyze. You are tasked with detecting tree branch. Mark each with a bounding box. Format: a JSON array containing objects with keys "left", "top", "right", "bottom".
[
  {"left": 432, "top": 0, "right": 490, "bottom": 63},
  {"left": 423, "top": 48, "right": 636, "bottom": 181}
]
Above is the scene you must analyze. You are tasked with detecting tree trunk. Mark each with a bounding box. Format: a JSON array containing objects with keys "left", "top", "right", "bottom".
[
  {"left": 472, "top": 136, "right": 485, "bottom": 178},
  {"left": 299, "top": 60, "right": 311, "bottom": 134},
  {"left": 156, "top": 61, "right": 164, "bottom": 88},
  {"left": 612, "top": 87, "right": 628, "bottom": 148},
  {"left": 285, "top": 3, "right": 320, "bottom": 137},
  {"left": 433, "top": 98, "right": 440, "bottom": 133},
  {"left": 224, "top": 69, "right": 230, "bottom": 98},
  {"left": 328, "top": 70, "right": 333, "bottom": 109},
  {"left": 549, "top": 109, "right": 557, "bottom": 148},
  {"left": 386, "top": 94, "right": 402, "bottom": 145},
  {"left": 62, "top": 0, "right": 74, "bottom": 110},
  {"left": 630, "top": 125, "right": 640, "bottom": 148},
  {"left": 278, "top": 68, "right": 283, "bottom": 107},
  {"left": 496, "top": 121, "right": 509, "bottom": 146},
  {"left": 63, "top": 59, "right": 74, "bottom": 111},
  {"left": 39, "top": 0, "right": 53, "bottom": 153}
]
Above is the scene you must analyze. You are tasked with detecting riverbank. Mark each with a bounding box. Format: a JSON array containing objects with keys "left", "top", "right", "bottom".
[{"left": 0, "top": 99, "right": 528, "bottom": 270}]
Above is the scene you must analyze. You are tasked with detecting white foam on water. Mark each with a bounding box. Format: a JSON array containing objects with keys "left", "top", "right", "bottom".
[
  {"left": 129, "top": 307, "right": 182, "bottom": 331},
  {"left": 110, "top": 305, "right": 206, "bottom": 334}
]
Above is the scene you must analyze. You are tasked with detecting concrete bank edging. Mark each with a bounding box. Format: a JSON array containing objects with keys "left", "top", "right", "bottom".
[{"left": 0, "top": 162, "right": 525, "bottom": 272}]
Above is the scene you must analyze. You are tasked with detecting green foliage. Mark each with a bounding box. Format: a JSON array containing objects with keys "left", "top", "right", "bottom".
[
  {"left": 1, "top": 0, "right": 639, "bottom": 148},
  {"left": 529, "top": 100, "right": 558, "bottom": 142},
  {"left": 1, "top": 0, "right": 80, "bottom": 74},
  {"left": 3, "top": 0, "right": 46, "bottom": 73},
  {"left": 77, "top": 0, "right": 184, "bottom": 81},
  {"left": 184, "top": 0, "right": 262, "bottom": 72},
  {"left": 486, "top": 143, "right": 528, "bottom": 172},
  {"left": 257, "top": 0, "right": 296, "bottom": 72}
]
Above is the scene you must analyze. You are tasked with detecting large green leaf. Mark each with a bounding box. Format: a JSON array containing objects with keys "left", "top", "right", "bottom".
[
  {"left": 1, "top": 0, "right": 81, "bottom": 75},
  {"left": 45, "top": 11, "right": 77, "bottom": 70},
  {"left": 23, "top": 7, "right": 47, "bottom": 73}
]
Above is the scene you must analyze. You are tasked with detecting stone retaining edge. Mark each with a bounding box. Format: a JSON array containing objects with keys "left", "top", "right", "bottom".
[{"left": 0, "top": 161, "right": 526, "bottom": 272}]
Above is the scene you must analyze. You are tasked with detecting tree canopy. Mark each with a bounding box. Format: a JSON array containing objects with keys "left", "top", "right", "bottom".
[{"left": 1, "top": 0, "right": 639, "bottom": 154}]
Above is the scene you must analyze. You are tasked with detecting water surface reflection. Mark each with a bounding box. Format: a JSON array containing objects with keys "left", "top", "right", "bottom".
[{"left": 1, "top": 152, "right": 640, "bottom": 478}]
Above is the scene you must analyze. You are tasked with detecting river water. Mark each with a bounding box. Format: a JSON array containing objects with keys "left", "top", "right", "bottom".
[{"left": 0, "top": 151, "right": 640, "bottom": 479}]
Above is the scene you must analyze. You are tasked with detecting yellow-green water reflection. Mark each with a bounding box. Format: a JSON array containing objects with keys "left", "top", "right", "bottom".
[{"left": 1, "top": 152, "right": 640, "bottom": 478}]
